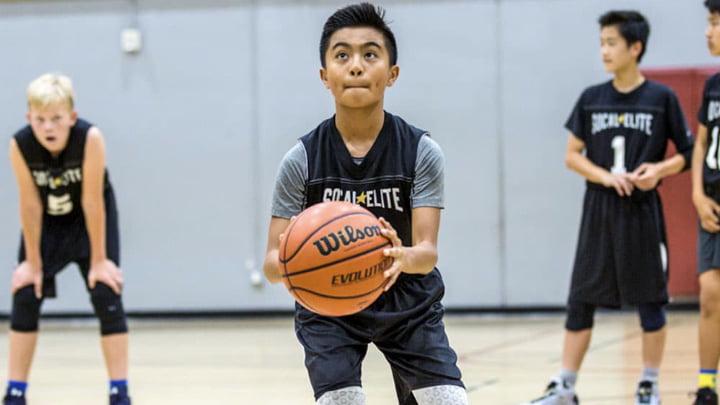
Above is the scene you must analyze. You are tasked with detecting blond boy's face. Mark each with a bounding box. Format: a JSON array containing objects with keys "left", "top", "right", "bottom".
[
  {"left": 320, "top": 27, "right": 398, "bottom": 110},
  {"left": 26, "top": 103, "right": 77, "bottom": 156},
  {"left": 706, "top": 12, "right": 720, "bottom": 56},
  {"left": 600, "top": 25, "right": 640, "bottom": 74}
]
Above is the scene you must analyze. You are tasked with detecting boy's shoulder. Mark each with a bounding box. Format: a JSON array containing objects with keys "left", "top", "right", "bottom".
[
  {"left": 704, "top": 71, "right": 720, "bottom": 92},
  {"left": 580, "top": 79, "right": 613, "bottom": 94}
]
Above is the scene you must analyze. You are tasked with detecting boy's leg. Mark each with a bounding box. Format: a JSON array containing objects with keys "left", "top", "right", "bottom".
[
  {"left": 638, "top": 303, "right": 667, "bottom": 369},
  {"left": 5, "top": 285, "right": 44, "bottom": 404},
  {"left": 695, "top": 225, "right": 720, "bottom": 403},
  {"left": 374, "top": 272, "right": 466, "bottom": 404},
  {"left": 295, "top": 307, "right": 369, "bottom": 402},
  {"left": 7, "top": 332, "right": 38, "bottom": 383},
  {"left": 699, "top": 270, "right": 720, "bottom": 385},
  {"left": 101, "top": 333, "right": 129, "bottom": 380},
  {"left": 641, "top": 328, "right": 667, "bottom": 368},
  {"left": 7, "top": 286, "right": 43, "bottom": 382},
  {"left": 634, "top": 303, "right": 666, "bottom": 405},
  {"left": 561, "top": 329, "right": 592, "bottom": 372},
  {"left": 700, "top": 270, "right": 720, "bottom": 373}
]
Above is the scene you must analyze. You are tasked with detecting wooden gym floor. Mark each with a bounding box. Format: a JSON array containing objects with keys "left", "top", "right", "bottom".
[{"left": 0, "top": 310, "right": 703, "bottom": 404}]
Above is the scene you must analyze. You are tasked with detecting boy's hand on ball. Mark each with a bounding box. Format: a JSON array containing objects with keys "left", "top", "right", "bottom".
[{"left": 379, "top": 217, "right": 403, "bottom": 291}]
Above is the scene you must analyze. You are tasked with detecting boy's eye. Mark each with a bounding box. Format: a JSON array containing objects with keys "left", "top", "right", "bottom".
[
  {"left": 365, "top": 52, "right": 377, "bottom": 59},
  {"left": 336, "top": 52, "right": 348, "bottom": 59}
]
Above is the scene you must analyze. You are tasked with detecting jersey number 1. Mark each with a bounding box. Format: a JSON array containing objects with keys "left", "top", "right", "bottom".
[
  {"left": 610, "top": 135, "right": 627, "bottom": 174},
  {"left": 706, "top": 126, "right": 720, "bottom": 170}
]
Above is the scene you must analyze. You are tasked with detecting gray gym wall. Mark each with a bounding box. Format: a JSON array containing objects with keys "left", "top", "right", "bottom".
[{"left": 0, "top": 0, "right": 714, "bottom": 314}]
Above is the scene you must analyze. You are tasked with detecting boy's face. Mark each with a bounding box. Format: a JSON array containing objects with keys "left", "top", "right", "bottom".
[
  {"left": 320, "top": 27, "right": 399, "bottom": 109},
  {"left": 26, "top": 103, "right": 77, "bottom": 155},
  {"left": 706, "top": 11, "right": 720, "bottom": 56},
  {"left": 600, "top": 25, "right": 641, "bottom": 74}
]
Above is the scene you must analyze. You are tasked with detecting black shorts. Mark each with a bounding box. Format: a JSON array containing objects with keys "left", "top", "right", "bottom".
[
  {"left": 17, "top": 187, "right": 120, "bottom": 298},
  {"left": 568, "top": 187, "right": 668, "bottom": 308},
  {"left": 699, "top": 183, "right": 720, "bottom": 275},
  {"left": 295, "top": 268, "right": 464, "bottom": 400}
]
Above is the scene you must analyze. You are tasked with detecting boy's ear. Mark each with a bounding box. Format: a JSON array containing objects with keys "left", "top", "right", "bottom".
[
  {"left": 629, "top": 40, "right": 643, "bottom": 60},
  {"left": 320, "top": 68, "right": 331, "bottom": 89},
  {"left": 386, "top": 65, "right": 400, "bottom": 87}
]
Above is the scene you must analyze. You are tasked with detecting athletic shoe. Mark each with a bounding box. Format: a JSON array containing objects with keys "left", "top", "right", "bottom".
[
  {"left": 693, "top": 388, "right": 719, "bottom": 405},
  {"left": 635, "top": 380, "right": 660, "bottom": 405},
  {"left": 2, "top": 394, "right": 26, "bottom": 405},
  {"left": 110, "top": 394, "right": 131, "bottom": 405},
  {"left": 518, "top": 377, "right": 579, "bottom": 405}
]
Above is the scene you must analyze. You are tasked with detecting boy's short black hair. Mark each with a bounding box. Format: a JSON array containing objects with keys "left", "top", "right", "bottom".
[
  {"left": 319, "top": 2, "right": 397, "bottom": 68},
  {"left": 598, "top": 10, "right": 650, "bottom": 63},
  {"left": 706, "top": 0, "right": 720, "bottom": 14}
]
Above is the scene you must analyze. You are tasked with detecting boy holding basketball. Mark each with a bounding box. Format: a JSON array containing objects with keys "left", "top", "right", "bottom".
[
  {"left": 4, "top": 74, "right": 131, "bottom": 405},
  {"left": 691, "top": 2, "right": 720, "bottom": 404},
  {"left": 262, "top": 3, "right": 468, "bottom": 404},
  {"left": 519, "top": 10, "right": 693, "bottom": 405}
]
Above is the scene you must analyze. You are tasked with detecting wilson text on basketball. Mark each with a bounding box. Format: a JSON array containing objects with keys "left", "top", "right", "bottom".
[{"left": 313, "top": 224, "right": 383, "bottom": 256}]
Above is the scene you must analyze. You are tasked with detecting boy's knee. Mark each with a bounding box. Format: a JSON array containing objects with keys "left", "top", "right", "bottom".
[
  {"left": 638, "top": 302, "right": 666, "bottom": 332},
  {"left": 317, "top": 386, "right": 365, "bottom": 405},
  {"left": 89, "top": 283, "right": 128, "bottom": 335},
  {"left": 565, "top": 301, "right": 595, "bottom": 331},
  {"left": 700, "top": 282, "right": 720, "bottom": 318},
  {"left": 413, "top": 385, "right": 468, "bottom": 405},
  {"left": 11, "top": 285, "right": 42, "bottom": 332}
]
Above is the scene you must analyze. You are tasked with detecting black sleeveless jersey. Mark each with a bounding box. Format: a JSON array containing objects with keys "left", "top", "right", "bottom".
[
  {"left": 13, "top": 118, "right": 112, "bottom": 218},
  {"left": 566, "top": 80, "right": 693, "bottom": 188},
  {"left": 300, "top": 112, "right": 424, "bottom": 246},
  {"left": 699, "top": 72, "right": 720, "bottom": 187}
]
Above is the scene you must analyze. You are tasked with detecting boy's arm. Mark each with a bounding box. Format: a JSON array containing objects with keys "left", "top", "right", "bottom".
[
  {"left": 565, "top": 133, "right": 634, "bottom": 196},
  {"left": 693, "top": 124, "right": 720, "bottom": 232},
  {"left": 379, "top": 206, "right": 440, "bottom": 290},
  {"left": 9, "top": 139, "right": 44, "bottom": 298},
  {"left": 631, "top": 154, "right": 687, "bottom": 191},
  {"left": 262, "top": 216, "right": 291, "bottom": 284},
  {"left": 632, "top": 92, "right": 694, "bottom": 190},
  {"left": 82, "top": 127, "right": 122, "bottom": 293}
]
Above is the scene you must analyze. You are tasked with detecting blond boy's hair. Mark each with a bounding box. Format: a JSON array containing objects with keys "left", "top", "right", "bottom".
[{"left": 26, "top": 73, "right": 74, "bottom": 110}]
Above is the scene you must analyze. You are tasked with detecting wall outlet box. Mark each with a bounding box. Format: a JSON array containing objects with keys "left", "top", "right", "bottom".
[{"left": 121, "top": 28, "right": 142, "bottom": 53}]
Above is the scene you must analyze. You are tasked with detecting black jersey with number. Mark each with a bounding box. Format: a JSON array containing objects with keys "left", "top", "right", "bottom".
[
  {"left": 300, "top": 112, "right": 423, "bottom": 247},
  {"left": 566, "top": 80, "right": 693, "bottom": 186},
  {"left": 699, "top": 73, "right": 720, "bottom": 188},
  {"left": 13, "top": 118, "right": 112, "bottom": 219}
]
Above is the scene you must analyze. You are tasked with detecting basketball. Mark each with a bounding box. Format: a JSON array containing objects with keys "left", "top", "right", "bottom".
[{"left": 279, "top": 201, "right": 393, "bottom": 316}]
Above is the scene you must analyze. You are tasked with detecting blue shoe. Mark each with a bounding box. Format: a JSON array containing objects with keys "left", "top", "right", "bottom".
[
  {"left": 110, "top": 394, "right": 131, "bottom": 405},
  {"left": 2, "top": 394, "right": 26, "bottom": 405}
]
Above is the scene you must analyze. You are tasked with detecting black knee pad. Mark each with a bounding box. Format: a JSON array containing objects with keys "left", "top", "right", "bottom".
[
  {"left": 565, "top": 301, "right": 596, "bottom": 331},
  {"left": 89, "top": 283, "right": 128, "bottom": 335},
  {"left": 638, "top": 302, "right": 666, "bottom": 332},
  {"left": 10, "top": 285, "right": 43, "bottom": 332}
]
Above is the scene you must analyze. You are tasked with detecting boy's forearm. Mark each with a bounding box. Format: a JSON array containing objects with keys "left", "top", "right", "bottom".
[
  {"left": 19, "top": 204, "right": 43, "bottom": 266},
  {"left": 263, "top": 249, "right": 282, "bottom": 284},
  {"left": 402, "top": 242, "right": 438, "bottom": 275},
  {"left": 656, "top": 153, "right": 687, "bottom": 179},
  {"left": 82, "top": 198, "right": 107, "bottom": 263},
  {"left": 692, "top": 140, "right": 709, "bottom": 200},
  {"left": 566, "top": 151, "right": 608, "bottom": 184}
]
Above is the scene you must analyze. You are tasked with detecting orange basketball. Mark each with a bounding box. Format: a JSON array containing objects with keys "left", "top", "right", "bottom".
[{"left": 279, "top": 201, "right": 393, "bottom": 316}]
